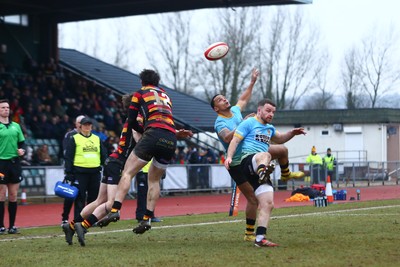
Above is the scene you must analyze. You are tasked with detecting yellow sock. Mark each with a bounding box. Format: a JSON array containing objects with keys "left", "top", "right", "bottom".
[{"left": 245, "top": 224, "right": 255, "bottom": 236}]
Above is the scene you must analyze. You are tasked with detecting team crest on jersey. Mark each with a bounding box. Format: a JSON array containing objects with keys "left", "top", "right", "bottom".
[{"left": 255, "top": 129, "right": 271, "bottom": 144}]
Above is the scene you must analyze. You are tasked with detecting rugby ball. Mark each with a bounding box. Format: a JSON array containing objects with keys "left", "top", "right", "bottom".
[{"left": 204, "top": 42, "right": 229, "bottom": 61}]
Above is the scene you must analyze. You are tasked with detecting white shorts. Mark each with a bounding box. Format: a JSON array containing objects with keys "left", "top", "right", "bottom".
[{"left": 254, "top": 183, "right": 274, "bottom": 196}]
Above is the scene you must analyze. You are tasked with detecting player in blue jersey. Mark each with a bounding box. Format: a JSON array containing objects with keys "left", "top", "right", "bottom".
[
  {"left": 212, "top": 69, "right": 305, "bottom": 242},
  {"left": 224, "top": 98, "right": 306, "bottom": 247},
  {"left": 212, "top": 69, "right": 260, "bottom": 242}
]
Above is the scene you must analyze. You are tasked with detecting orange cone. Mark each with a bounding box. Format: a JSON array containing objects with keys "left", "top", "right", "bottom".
[
  {"left": 325, "top": 175, "right": 333, "bottom": 204},
  {"left": 21, "top": 189, "right": 27, "bottom": 205}
]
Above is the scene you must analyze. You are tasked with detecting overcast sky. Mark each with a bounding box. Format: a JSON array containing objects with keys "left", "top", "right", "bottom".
[{"left": 59, "top": 0, "right": 400, "bottom": 98}]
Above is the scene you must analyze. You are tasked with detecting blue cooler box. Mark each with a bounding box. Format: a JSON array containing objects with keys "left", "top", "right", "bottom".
[{"left": 333, "top": 190, "right": 347, "bottom": 200}]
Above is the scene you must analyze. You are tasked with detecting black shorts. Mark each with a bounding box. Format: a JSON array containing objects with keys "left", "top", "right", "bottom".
[
  {"left": 228, "top": 165, "right": 248, "bottom": 186},
  {"left": 0, "top": 158, "right": 23, "bottom": 184},
  {"left": 101, "top": 157, "right": 124, "bottom": 185},
  {"left": 240, "top": 154, "right": 261, "bottom": 190},
  {"left": 134, "top": 128, "right": 177, "bottom": 165}
]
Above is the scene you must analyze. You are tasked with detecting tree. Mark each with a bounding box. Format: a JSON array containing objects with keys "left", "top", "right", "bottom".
[
  {"left": 112, "top": 18, "right": 132, "bottom": 70},
  {"left": 302, "top": 52, "right": 334, "bottom": 109},
  {"left": 358, "top": 27, "right": 400, "bottom": 108},
  {"left": 257, "top": 7, "right": 325, "bottom": 110},
  {"left": 340, "top": 47, "right": 367, "bottom": 109},
  {"left": 146, "top": 12, "right": 194, "bottom": 94},
  {"left": 340, "top": 27, "right": 400, "bottom": 108},
  {"left": 192, "top": 8, "right": 262, "bottom": 105}
]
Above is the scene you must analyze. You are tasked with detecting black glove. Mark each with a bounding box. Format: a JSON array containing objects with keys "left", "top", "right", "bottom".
[{"left": 64, "top": 174, "right": 75, "bottom": 184}]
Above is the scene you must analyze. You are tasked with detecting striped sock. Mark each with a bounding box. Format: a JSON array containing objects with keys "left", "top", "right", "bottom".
[
  {"left": 257, "top": 164, "right": 266, "bottom": 176},
  {"left": 280, "top": 163, "right": 290, "bottom": 177},
  {"left": 69, "top": 220, "right": 75, "bottom": 230},
  {"left": 245, "top": 218, "right": 256, "bottom": 236},
  {"left": 81, "top": 214, "right": 98, "bottom": 229}
]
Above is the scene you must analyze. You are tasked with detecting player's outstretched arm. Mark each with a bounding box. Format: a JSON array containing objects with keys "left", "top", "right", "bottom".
[
  {"left": 176, "top": 129, "right": 193, "bottom": 139},
  {"left": 271, "top": 127, "right": 306, "bottom": 144},
  {"left": 236, "top": 68, "right": 259, "bottom": 111}
]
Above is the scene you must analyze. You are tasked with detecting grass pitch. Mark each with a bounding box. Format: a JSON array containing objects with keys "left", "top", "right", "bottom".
[{"left": 1, "top": 199, "right": 399, "bottom": 267}]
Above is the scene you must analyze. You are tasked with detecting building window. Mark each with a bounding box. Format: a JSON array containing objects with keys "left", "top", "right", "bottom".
[
  {"left": 1, "top": 15, "right": 29, "bottom": 26},
  {"left": 321, "top": 130, "right": 329, "bottom": 136}
]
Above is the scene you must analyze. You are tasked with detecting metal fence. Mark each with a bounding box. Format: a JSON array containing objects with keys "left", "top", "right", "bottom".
[
  {"left": 282, "top": 161, "right": 400, "bottom": 190},
  {"left": 19, "top": 161, "right": 399, "bottom": 198}
]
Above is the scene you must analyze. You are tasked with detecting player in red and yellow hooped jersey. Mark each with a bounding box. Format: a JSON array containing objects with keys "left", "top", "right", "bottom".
[
  {"left": 129, "top": 84, "right": 175, "bottom": 134},
  {"left": 99, "top": 69, "right": 192, "bottom": 235}
]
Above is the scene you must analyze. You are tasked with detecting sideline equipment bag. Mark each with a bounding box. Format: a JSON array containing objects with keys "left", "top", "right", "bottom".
[{"left": 54, "top": 181, "right": 78, "bottom": 200}]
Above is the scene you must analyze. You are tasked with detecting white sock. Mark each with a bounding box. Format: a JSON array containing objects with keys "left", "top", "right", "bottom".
[{"left": 256, "top": 235, "right": 264, "bottom": 242}]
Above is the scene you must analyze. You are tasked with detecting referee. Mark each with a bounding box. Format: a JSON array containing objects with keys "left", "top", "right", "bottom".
[{"left": 0, "top": 99, "right": 26, "bottom": 234}]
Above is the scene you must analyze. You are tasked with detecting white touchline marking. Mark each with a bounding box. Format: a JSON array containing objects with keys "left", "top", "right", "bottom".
[{"left": 1, "top": 205, "right": 399, "bottom": 242}]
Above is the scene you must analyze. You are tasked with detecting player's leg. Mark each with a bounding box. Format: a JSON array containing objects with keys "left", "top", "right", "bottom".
[
  {"left": 133, "top": 129, "right": 176, "bottom": 234},
  {"left": 252, "top": 152, "right": 275, "bottom": 184},
  {"left": 135, "top": 171, "right": 148, "bottom": 221},
  {"left": 114, "top": 153, "right": 146, "bottom": 204},
  {"left": 229, "top": 165, "right": 258, "bottom": 241},
  {"left": 80, "top": 181, "right": 107, "bottom": 219},
  {"left": 254, "top": 184, "right": 278, "bottom": 247},
  {"left": 0, "top": 183, "right": 6, "bottom": 234},
  {"left": 7, "top": 182, "right": 20, "bottom": 234},
  {"left": 269, "top": 144, "right": 305, "bottom": 182},
  {"left": 146, "top": 162, "right": 164, "bottom": 214},
  {"left": 99, "top": 154, "right": 146, "bottom": 225},
  {"left": 238, "top": 182, "right": 258, "bottom": 241}
]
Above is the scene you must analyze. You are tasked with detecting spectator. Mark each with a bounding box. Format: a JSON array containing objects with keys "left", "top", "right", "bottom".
[
  {"left": 52, "top": 99, "right": 67, "bottom": 118},
  {"left": 323, "top": 148, "right": 336, "bottom": 182},
  {"left": 36, "top": 114, "right": 53, "bottom": 139},
  {"left": 176, "top": 146, "right": 186, "bottom": 164},
  {"left": 92, "top": 125, "right": 108, "bottom": 142},
  {"left": 33, "top": 144, "right": 55, "bottom": 166},
  {"left": 187, "top": 146, "right": 202, "bottom": 189},
  {"left": 306, "top": 146, "right": 323, "bottom": 184},
  {"left": 203, "top": 148, "right": 217, "bottom": 164},
  {"left": 218, "top": 151, "right": 225, "bottom": 164}
]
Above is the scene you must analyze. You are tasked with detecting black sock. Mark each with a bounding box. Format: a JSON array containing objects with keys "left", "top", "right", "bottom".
[
  {"left": 256, "top": 226, "right": 267, "bottom": 236},
  {"left": 8, "top": 201, "right": 17, "bottom": 228},
  {"left": 75, "top": 214, "right": 84, "bottom": 223},
  {"left": 143, "top": 209, "right": 154, "bottom": 221},
  {"left": 112, "top": 201, "right": 122, "bottom": 210},
  {"left": 0, "top": 201, "right": 4, "bottom": 227}
]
